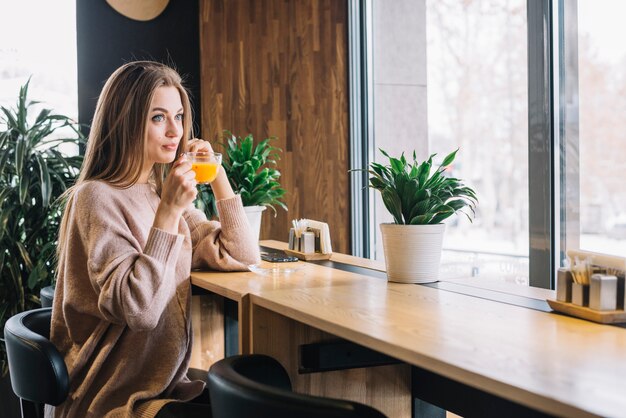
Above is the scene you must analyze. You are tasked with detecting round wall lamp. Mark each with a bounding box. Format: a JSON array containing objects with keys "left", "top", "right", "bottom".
[{"left": 105, "top": 0, "right": 170, "bottom": 22}]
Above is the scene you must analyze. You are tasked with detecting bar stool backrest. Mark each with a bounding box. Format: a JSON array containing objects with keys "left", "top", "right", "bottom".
[
  {"left": 207, "top": 354, "right": 387, "bottom": 418},
  {"left": 4, "top": 307, "right": 69, "bottom": 418}
]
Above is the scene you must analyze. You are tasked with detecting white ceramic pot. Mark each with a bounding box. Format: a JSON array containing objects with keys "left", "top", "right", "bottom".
[
  {"left": 379, "top": 223, "right": 446, "bottom": 284},
  {"left": 243, "top": 205, "right": 267, "bottom": 243}
]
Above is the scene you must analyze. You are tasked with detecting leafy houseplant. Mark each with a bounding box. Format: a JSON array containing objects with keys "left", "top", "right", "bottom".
[
  {"left": 0, "top": 80, "right": 85, "bottom": 375},
  {"left": 365, "top": 148, "right": 477, "bottom": 283},
  {"left": 196, "top": 131, "right": 287, "bottom": 241},
  {"left": 368, "top": 149, "right": 477, "bottom": 225}
]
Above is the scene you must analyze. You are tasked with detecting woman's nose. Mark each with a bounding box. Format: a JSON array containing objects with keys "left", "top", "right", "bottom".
[{"left": 165, "top": 117, "right": 181, "bottom": 137}]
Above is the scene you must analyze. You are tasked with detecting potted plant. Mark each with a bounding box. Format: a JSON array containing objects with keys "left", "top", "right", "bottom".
[
  {"left": 366, "top": 149, "right": 477, "bottom": 283},
  {"left": 0, "top": 79, "right": 85, "bottom": 384},
  {"left": 196, "top": 130, "right": 287, "bottom": 242}
]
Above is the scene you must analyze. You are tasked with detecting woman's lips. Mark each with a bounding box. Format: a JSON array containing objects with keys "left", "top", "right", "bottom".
[{"left": 162, "top": 143, "right": 178, "bottom": 151}]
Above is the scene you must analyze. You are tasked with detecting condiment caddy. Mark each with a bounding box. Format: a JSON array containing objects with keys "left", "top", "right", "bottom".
[
  {"left": 547, "top": 250, "right": 626, "bottom": 324},
  {"left": 285, "top": 218, "right": 332, "bottom": 260}
]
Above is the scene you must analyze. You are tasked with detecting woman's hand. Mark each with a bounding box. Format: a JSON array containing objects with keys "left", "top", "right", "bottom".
[
  {"left": 153, "top": 155, "right": 197, "bottom": 234},
  {"left": 187, "top": 138, "right": 214, "bottom": 153}
]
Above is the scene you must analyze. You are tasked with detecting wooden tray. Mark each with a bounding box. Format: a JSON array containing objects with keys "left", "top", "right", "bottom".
[
  {"left": 547, "top": 299, "right": 626, "bottom": 324},
  {"left": 284, "top": 249, "right": 332, "bottom": 261}
]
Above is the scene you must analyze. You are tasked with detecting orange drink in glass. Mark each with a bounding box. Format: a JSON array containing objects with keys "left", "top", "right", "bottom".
[{"left": 185, "top": 151, "right": 222, "bottom": 184}]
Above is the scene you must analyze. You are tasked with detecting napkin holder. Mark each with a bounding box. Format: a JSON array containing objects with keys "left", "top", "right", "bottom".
[{"left": 286, "top": 220, "right": 332, "bottom": 261}]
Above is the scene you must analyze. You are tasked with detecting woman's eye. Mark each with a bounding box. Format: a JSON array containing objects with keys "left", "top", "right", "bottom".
[
  {"left": 175, "top": 113, "right": 184, "bottom": 121},
  {"left": 152, "top": 114, "right": 165, "bottom": 122}
]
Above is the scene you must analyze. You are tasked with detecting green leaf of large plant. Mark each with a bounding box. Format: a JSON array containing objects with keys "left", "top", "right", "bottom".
[
  {"left": 35, "top": 153, "right": 52, "bottom": 207},
  {"left": 440, "top": 149, "right": 458, "bottom": 168},
  {"left": 381, "top": 186, "right": 403, "bottom": 224}
]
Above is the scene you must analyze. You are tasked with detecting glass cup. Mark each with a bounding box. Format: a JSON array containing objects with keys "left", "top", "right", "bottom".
[{"left": 185, "top": 151, "right": 222, "bottom": 184}]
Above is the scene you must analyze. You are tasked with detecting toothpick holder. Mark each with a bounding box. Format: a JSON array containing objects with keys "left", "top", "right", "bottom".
[{"left": 571, "top": 283, "right": 589, "bottom": 307}]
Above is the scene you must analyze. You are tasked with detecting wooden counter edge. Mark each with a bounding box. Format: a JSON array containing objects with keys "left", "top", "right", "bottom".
[
  {"left": 249, "top": 293, "right": 601, "bottom": 418},
  {"left": 191, "top": 274, "right": 245, "bottom": 302}
]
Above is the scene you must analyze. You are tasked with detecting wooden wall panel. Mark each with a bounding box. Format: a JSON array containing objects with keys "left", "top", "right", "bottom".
[
  {"left": 252, "top": 304, "right": 412, "bottom": 417},
  {"left": 200, "top": 0, "right": 351, "bottom": 254}
]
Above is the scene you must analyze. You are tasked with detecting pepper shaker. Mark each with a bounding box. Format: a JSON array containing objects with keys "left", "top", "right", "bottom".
[{"left": 589, "top": 274, "right": 617, "bottom": 311}]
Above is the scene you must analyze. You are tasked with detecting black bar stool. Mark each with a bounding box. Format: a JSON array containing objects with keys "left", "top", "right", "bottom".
[
  {"left": 207, "top": 354, "right": 387, "bottom": 418},
  {"left": 4, "top": 308, "right": 69, "bottom": 418}
]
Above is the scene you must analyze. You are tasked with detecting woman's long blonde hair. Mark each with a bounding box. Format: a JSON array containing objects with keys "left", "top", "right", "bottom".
[{"left": 57, "top": 61, "right": 193, "bottom": 260}]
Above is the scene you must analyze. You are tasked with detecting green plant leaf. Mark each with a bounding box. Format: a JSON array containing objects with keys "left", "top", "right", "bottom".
[
  {"left": 409, "top": 214, "right": 432, "bottom": 225},
  {"left": 35, "top": 153, "right": 52, "bottom": 207},
  {"left": 430, "top": 208, "right": 455, "bottom": 224},
  {"left": 34, "top": 108, "right": 52, "bottom": 125},
  {"left": 416, "top": 158, "right": 432, "bottom": 187},
  {"left": 0, "top": 106, "right": 19, "bottom": 131},
  {"left": 27, "top": 263, "right": 43, "bottom": 289},
  {"left": 0, "top": 152, "right": 12, "bottom": 180},
  {"left": 18, "top": 169, "right": 29, "bottom": 205},
  {"left": 440, "top": 148, "right": 458, "bottom": 168},
  {"left": 241, "top": 135, "right": 253, "bottom": 160},
  {"left": 446, "top": 199, "right": 469, "bottom": 211},
  {"left": 369, "top": 176, "right": 386, "bottom": 190},
  {"left": 381, "top": 186, "right": 403, "bottom": 224},
  {"left": 15, "top": 135, "right": 27, "bottom": 175},
  {"left": 389, "top": 157, "right": 404, "bottom": 175},
  {"left": 15, "top": 241, "right": 34, "bottom": 271}
]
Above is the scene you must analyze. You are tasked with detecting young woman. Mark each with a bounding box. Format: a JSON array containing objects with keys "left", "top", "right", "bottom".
[{"left": 48, "top": 61, "right": 260, "bottom": 417}]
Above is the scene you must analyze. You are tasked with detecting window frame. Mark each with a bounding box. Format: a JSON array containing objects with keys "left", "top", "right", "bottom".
[
  {"left": 350, "top": 0, "right": 577, "bottom": 289},
  {"left": 348, "top": 0, "right": 373, "bottom": 258},
  {"left": 527, "top": 0, "right": 556, "bottom": 289}
]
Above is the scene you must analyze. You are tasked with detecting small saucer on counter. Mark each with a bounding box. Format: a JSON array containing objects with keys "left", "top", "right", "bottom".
[{"left": 248, "top": 260, "right": 304, "bottom": 277}]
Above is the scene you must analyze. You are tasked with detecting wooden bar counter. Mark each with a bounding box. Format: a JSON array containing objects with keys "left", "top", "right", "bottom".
[
  {"left": 191, "top": 241, "right": 626, "bottom": 417},
  {"left": 190, "top": 242, "right": 411, "bottom": 416}
]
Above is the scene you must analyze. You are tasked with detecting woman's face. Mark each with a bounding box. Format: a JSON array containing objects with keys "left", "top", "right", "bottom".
[{"left": 144, "top": 85, "right": 184, "bottom": 169}]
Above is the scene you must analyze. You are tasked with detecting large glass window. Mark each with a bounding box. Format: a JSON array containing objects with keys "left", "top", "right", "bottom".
[
  {"left": 573, "top": 0, "right": 626, "bottom": 256},
  {"left": 427, "top": 0, "right": 529, "bottom": 284},
  {"left": 368, "top": 0, "right": 529, "bottom": 284},
  {"left": 0, "top": 0, "right": 78, "bottom": 127},
  {"left": 355, "top": 0, "right": 625, "bottom": 288}
]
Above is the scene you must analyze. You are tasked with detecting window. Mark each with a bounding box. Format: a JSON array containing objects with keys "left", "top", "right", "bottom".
[
  {"left": 0, "top": 0, "right": 78, "bottom": 139},
  {"left": 564, "top": 0, "right": 626, "bottom": 257},
  {"left": 353, "top": 0, "right": 622, "bottom": 289},
  {"left": 364, "top": 0, "right": 530, "bottom": 284},
  {"left": 426, "top": 0, "right": 529, "bottom": 284}
]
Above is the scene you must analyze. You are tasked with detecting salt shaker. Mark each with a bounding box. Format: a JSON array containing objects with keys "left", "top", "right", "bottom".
[
  {"left": 589, "top": 274, "right": 617, "bottom": 311},
  {"left": 302, "top": 231, "right": 315, "bottom": 253}
]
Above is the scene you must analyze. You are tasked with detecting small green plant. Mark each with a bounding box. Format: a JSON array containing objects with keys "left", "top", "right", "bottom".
[
  {"left": 366, "top": 149, "right": 477, "bottom": 225},
  {"left": 0, "top": 80, "right": 86, "bottom": 375},
  {"left": 197, "top": 130, "right": 287, "bottom": 218}
]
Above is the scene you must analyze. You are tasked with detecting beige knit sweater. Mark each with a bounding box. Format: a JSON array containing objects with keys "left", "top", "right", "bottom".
[{"left": 47, "top": 181, "right": 260, "bottom": 418}]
